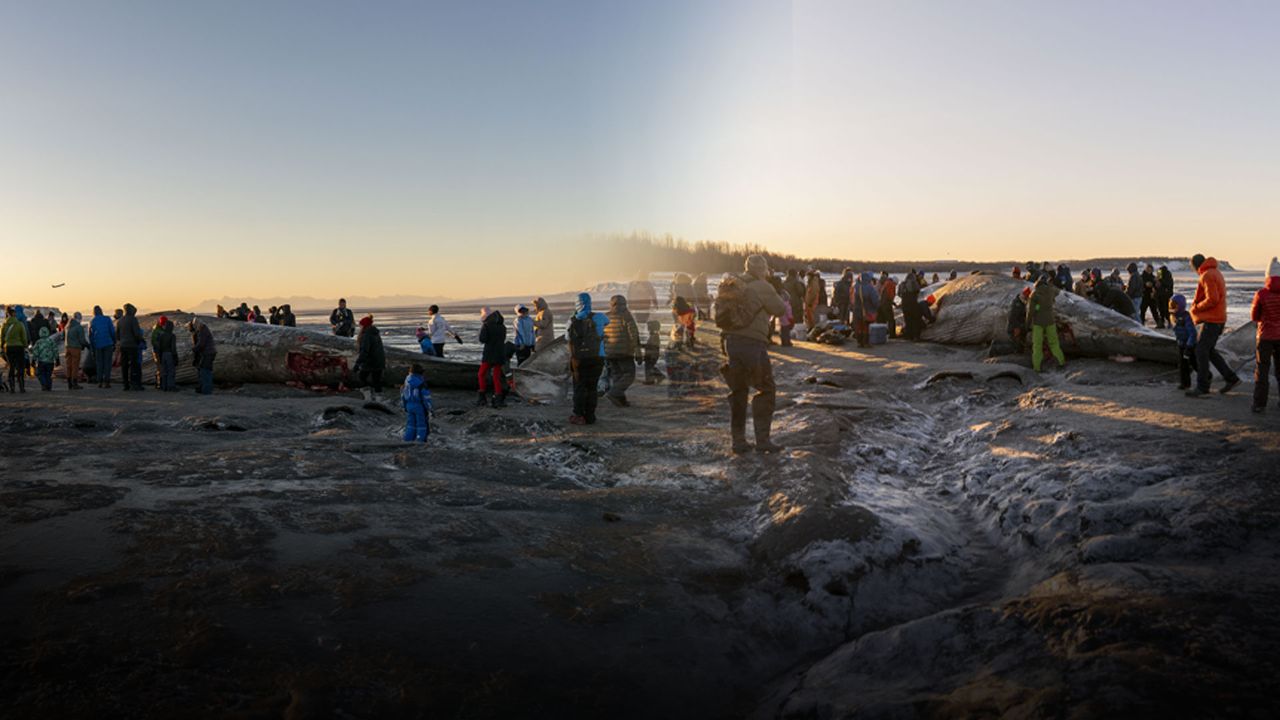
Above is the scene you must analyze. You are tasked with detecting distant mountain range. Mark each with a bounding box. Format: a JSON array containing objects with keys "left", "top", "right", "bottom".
[{"left": 187, "top": 295, "right": 451, "bottom": 314}]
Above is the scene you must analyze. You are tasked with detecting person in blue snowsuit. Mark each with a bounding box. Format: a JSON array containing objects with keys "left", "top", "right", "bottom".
[{"left": 401, "top": 363, "right": 433, "bottom": 442}]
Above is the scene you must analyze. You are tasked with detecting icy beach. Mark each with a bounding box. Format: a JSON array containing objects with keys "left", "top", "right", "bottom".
[{"left": 2, "top": 330, "right": 1277, "bottom": 718}]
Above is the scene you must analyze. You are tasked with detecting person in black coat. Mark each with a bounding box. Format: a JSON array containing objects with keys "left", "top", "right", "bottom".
[
  {"left": 476, "top": 308, "right": 507, "bottom": 408},
  {"left": 355, "top": 315, "right": 386, "bottom": 392}
]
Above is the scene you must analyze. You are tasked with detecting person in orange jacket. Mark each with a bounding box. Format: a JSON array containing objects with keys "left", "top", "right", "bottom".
[
  {"left": 1186, "top": 254, "right": 1240, "bottom": 398},
  {"left": 1251, "top": 257, "right": 1280, "bottom": 413}
]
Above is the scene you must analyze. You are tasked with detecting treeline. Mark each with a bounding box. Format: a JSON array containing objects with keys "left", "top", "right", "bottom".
[{"left": 606, "top": 233, "right": 1225, "bottom": 275}]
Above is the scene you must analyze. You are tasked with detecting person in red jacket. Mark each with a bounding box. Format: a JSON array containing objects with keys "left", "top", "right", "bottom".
[
  {"left": 1251, "top": 257, "right": 1280, "bottom": 413},
  {"left": 1186, "top": 254, "right": 1241, "bottom": 398}
]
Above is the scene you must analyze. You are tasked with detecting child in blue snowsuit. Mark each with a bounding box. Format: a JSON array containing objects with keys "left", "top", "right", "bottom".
[
  {"left": 401, "top": 363, "right": 433, "bottom": 442},
  {"left": 1169, "top": 294, "right": 1199, "bottom": 390}
]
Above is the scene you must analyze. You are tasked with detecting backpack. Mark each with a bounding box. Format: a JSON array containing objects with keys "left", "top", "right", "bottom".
[
  {"left": 712, "top": 274, "right": 761, "bottom": 331},
  {"left": 898, "top": 273, "right": 920, "bottom": 299},
  {"left": 568, "top": 315, "right": 600, "bottom": 360}
]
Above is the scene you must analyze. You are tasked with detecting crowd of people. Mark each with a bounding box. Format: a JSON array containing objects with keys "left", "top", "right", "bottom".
[{"left": 4, "top": 253, "right": 1278, "bottom": 452}]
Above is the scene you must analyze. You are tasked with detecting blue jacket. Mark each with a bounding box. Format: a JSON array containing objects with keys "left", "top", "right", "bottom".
[
  {"left": 1170, "top": 294, "right": 1196, "bottom": 349},
  {"left": 401, "top": 372, "right": 432, "bottom": 410},
  {"left": 514, "top": 314, "right": 536, "bottom": 348},
  {"left": 90, "top": 313, "right": 116, "bottom": 349},
  {"left": 851, "top": 273, "right": 880, "bottom": 320},
  {"left": 574, "top": 293, "right": 610, "bottom": 357}
]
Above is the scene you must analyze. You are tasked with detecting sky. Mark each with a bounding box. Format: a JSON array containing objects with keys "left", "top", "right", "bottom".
[{"left": 1, "top": 0, "right": 1276, "bottom": 313}]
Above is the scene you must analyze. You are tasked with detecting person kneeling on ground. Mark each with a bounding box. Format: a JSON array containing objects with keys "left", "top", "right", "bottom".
[
  {"left": 401, "top": 363, "right": 433, "bottom": 442},
  {"left": 1251, "top": 257, "right": 1280, "bottom": 413},
  {"left": 1027, "top": 277, "right": 1066, "bottom": 372},
  {"left": 717, "top": 255, "right": 788, "bottom": 454},
  {"left": 1169, "top": 294, "right": 1199, "bottom": 391}
]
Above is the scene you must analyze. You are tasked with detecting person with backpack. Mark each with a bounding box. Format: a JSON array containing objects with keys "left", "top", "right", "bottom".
[
  {"left": 476, "top": 308, "right": 508, "bottom": 408},
  {"left": 401, "top": 363, "right": 433, "bottom": 442},
  {"left": 568, "top": 293, "right": 609, "bottom": 425},
  {"left": 603, "top": 295, "right": 642, "bottom": 407},
  {"left": 898, "top": 270, "right": 923, "bottom": 341},
  {"left": 717, "top": 255, "right": 788, "bottom": 454},
  {"left": 1026, "top": 277, "right": 1067, "bottom": 373}
]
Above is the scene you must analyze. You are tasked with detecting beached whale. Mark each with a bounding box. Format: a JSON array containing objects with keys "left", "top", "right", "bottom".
[
  {"left": 86, "top": 313, "right": 567, "bottom": 401},
  {"left": 921, "top": 274, "right": 1180, "bottom": 364}
]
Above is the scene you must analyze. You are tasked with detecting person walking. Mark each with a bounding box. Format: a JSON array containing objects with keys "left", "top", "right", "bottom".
[
  {"left": 401, "top": 363, "right": 433, "bottom": 443},
  {"left": 476, "top": 308, "right": 507, "bottom": 408},
  {"left": 355, "top": 315, "right": 386, "bottom": 392},
  {"left": 1026, "top": 277, "right": 1067, "bottom": 372},
  {"left": 115, "top": 303, "right": 145, "bottom": 391},
  {"left": 89, "top": 306, "right": 115, "bottom": 387},
  {"left": 64, "top": 312, "right": 88, "bottom": 389},
  {"left": 567, "top": 293, "right": 608, "bottom": 425},
  {"left": 330, "top": 299, "right": 355, "bottom": 337},
  {"left": 189, "top": 317, "right": 216, "bottom": 395},
  {"left": 1250, "top": 258, "right": 1280, "bottom": 413},
  {"left": 720, "top": 255, "right": 788, "bottom": 454},
  {"left": 603, "top": 295, "right": 641, "bottom": 407},
  {"left": 1186, "top": 253, "right": 1241, "bottom": 398},
  {"left": 425, "top": 305, "right": 462, "bottom": 358}
]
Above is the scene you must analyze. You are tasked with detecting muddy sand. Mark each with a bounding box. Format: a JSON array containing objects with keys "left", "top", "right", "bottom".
[{"left": 2, "top": 337, "right": 1278, "bottom": 718}]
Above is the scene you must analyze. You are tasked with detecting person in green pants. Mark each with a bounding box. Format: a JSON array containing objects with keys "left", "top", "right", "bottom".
[{"left": 1027, "top": 277, "right": 1067, "bottom": 372}]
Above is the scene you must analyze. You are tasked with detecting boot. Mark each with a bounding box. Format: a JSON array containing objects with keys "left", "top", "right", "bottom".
[
  {"left": 492, "top": 394, "right": 506, "bottom": 409},
  {"left": 476, "top": 392, "right": 489, "bottom": 407},
  {"left": 731, "top": 428, "right": 753, "bottom": 455},
  {"left": 753, "top": 408, "right": 783, "bottom": 453}
]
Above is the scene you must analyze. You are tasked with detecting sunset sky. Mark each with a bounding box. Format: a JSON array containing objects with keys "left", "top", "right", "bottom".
[{"left": 2, "top": 0, "right": 1276, "bottom": 313}]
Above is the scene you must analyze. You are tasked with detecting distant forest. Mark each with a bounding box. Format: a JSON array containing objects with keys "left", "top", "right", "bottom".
[{"left": 608, "top": 233, "right": 1229, "bottom": 275}]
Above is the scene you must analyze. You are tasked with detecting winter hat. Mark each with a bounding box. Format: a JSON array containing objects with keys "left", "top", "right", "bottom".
[
  {"left": 1169, "top": 294, "right": 1187, "bottom": 313},
  {"left": 574, "top": 293, "right": 592, "bottom": 319},
  {"left": 745, "top": 254, "right": 769, "bottom": 276},
  {"left": 515, "top": 304, "right": 528, "bottom": 314},
  {"left": 1268, "top": 257, "right": 1279, "bottom": 279},
  {"left": 359, "top": 315, "right": 373, "bottom": 328},
  {"left": 73, "top": 312, "right": 82, "bottom": 322},
  {"left": 1021, "top": 287, "right": 1032, "bottom": 298},
  {"left": 158, "top": 315, "right": 168, "bottom": 326},
  {"left": 415, "top": 326, "right": 427, "bottom": 340}
]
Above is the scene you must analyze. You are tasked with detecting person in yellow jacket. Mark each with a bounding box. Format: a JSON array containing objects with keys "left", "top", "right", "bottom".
[
  {"left": 1026, "top": 277, "right": 1066, "bottom": 373},
  {"left": 3, "top": 305, "right": 30, "bottom": 393}
]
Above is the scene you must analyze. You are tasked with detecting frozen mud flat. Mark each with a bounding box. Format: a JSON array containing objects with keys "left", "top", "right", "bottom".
[{"left": 1, "top": 339, "right": 1278, "bottom": 718}]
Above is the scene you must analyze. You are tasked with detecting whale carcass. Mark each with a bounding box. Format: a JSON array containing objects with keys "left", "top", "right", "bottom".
[
  {"left": 120, "top": 313, "right": 565, "bottom": 401},
  {"left": 921, "top": 274, "right": 1179, "bottom": 364}
]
